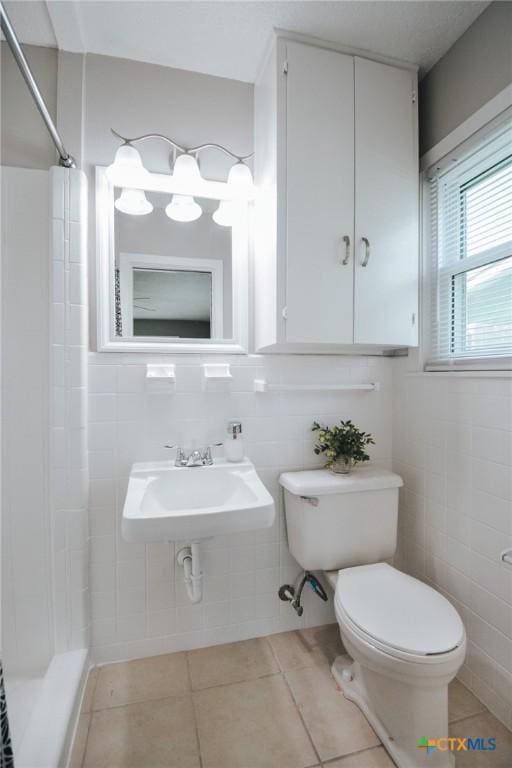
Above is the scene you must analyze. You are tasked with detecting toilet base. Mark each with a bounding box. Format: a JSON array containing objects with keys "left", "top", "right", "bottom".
[{"left": 332, "top": 655, "right": 455, "bottom": 768}]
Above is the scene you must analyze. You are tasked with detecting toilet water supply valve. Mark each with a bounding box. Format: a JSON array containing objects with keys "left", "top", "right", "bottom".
[{"left": 278, "top": 572, "right": 328, "bottom": 616}]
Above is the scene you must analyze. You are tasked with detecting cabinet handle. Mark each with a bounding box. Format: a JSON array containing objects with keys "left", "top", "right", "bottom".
[
  {"left": 339, "top": 235, "right": 350, "bottom": 265},
  {"left": 361, "top": 237, "right": 370, "bottom": 267}
]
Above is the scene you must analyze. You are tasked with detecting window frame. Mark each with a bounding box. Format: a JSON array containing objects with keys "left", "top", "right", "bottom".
[
  {"left": 118, "top": 252, "right": 224, "bottom": 340},
  {"left": 423, "top": 114, "right": 512, "bottom": 372}
]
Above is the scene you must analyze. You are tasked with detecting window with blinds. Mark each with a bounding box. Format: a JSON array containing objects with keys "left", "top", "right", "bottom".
[{"left": 427, "top": 121, "right": 512, "bottom": 368}]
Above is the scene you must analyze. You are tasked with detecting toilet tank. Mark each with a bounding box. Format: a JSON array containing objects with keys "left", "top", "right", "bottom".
[{"left": 279, "top": 467, "right": 403, "bottom": 571}]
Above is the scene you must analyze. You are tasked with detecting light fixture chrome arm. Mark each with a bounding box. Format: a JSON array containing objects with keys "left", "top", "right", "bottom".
[
  {"left": 0, "top": 1, "right": 76, "bottom": 168},
  {"left": 111, "top": 129, "right": 186, "bottom": 153},
  {"left": 111, "top": 129, "right": 253, "bottom": 163}
]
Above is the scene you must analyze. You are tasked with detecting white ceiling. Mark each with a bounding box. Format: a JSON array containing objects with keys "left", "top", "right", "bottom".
[{"left": 3, "top": 0, "right": 489, "bottom": 82}]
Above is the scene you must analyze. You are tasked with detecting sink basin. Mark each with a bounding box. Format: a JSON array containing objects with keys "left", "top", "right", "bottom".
[{"left": 122, "top": 458, "right": 275, "bottom": 542}]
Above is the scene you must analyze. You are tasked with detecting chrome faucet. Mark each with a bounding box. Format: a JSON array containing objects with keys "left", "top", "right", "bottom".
[{"left": 165, "top": 443, "right": 222, "bottom": 467}]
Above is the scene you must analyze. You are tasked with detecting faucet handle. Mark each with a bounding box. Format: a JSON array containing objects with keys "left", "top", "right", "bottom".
[{"left": 202, "top": 442, "right": 223, "bottom": 464}]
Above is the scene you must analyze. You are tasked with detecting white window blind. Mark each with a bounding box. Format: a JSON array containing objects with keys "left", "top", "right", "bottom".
[{"left": 427, "top": 121, "right": 512, "bottom": 368}]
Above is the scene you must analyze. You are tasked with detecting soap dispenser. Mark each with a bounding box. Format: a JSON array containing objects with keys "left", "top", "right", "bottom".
[{"left": 225, "top": 421, "right": 244, "bottom": 462}]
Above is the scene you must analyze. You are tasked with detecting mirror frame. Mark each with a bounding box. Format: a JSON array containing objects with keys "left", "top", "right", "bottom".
[{"left": 95, "top": 166, "right": 249, "bottom": 354}]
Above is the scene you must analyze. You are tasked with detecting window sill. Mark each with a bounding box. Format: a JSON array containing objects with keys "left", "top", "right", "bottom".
[
  {"left": 424, "top": 357, "right": 512, "bottom": 375},
  {"left": 414, "top": 369, "right": 512, "bottom": 379}
]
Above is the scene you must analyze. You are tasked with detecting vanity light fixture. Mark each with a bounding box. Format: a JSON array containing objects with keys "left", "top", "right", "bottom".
[
  {"left": 106, "top": 143, "right": 151, "bottom": 188},
  {"left": 165, "top": 194, "right": 202, "bottom": 223},
  {"left": 114, "top": 187, "right": 153, "bottom": 216},
  {"left": 211, "top": 162, "right": 253, "bottom": 225},
  {"left": 167, "top": 154, "right": 203, "bottom": 219},
  {"left": 227, "top": 161, "right": 254, "bottom": 197},
  {"left": 107, "top": 129, "right": 254, "bottom": 223},
  {"left": 212, "top": 200, "right": 232, "bottom": 227},
  {"left": 172, "top": 152, "right": 202, "bottom": 187}
]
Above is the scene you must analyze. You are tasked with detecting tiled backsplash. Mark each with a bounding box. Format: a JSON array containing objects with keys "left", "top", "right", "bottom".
[
  {"left": 88, "top": 353, "right": 393, "bottom": 663},
  {"left": 393, "top": 358, "right": 512, "bottom": 730}
]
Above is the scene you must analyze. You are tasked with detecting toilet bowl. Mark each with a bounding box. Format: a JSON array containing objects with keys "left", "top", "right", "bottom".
[
  {"left": 330, "top": 563, "right": 466, "bottom": 768},
  {"left": 279, "top": 467, "right": 467, "bottom": 768}
]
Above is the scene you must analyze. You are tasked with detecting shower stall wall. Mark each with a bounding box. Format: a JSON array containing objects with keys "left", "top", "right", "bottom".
[{"left": 1, "top": 166, "right": 90, "bottom": 767}]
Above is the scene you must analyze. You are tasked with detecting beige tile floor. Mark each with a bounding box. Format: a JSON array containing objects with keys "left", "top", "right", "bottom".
[{"left": 70, "top": 624, "right": 512, "bottom": 768}]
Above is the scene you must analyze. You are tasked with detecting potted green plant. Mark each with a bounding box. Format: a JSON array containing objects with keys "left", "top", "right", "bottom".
[{"left": 312, "top": 419, "right": 375, "bottom": 474}]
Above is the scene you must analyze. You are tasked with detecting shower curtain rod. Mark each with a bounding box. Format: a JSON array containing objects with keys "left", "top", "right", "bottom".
[{"left": 0, "top": 1, "right": 76, "bottom": 168}]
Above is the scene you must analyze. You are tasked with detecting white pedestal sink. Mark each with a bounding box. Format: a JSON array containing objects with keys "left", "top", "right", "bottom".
[{"left": 122, "top": 458, "right": 275, "bottom": 543}]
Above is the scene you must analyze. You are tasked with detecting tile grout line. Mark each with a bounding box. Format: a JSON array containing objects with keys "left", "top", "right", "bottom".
[
  {"left": 449, "top": 712, "right": 499, "bottom": 731},
  {"left": 185, "top": 651, "right": 204, "bottom": 768},
  {"left": 265, "top": 635, "right": 324, "bottom": 767},
  {"left": 267, "top": 635, "right": 392, "bottom": 766},
  {"left": 86, "top": 670, "right": 285, "bottom": 715},
  {"left": 321, "top": 744, "right": 391, "bottom": 765},
  {"left": 78, "top": 668, "right": 99, "bottom": 767},
  {"left": 448, "top": 710, "right": 487, "bottom": 726},
  {"left": 85, "top": 668, "right": 99, "bottom": 712},
  {"left": 190, "top": 669, "right": 282, "bottom": 694},
  {"left": 89, "top": 690, "right": 196, "bottom": 714},
  {"left": 78, "top": 714, "right": 92, "bottom": 768}
]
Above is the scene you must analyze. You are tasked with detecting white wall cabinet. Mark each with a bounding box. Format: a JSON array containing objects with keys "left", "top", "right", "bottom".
[{"left": 254, "top": 37, "right": 419, "bottom": 352}]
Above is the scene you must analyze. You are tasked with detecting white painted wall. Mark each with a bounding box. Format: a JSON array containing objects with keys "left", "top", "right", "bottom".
[
  {"left": 88, "top": 353, "right": 392, "bottom": 663},
  {"left": 419, "top": 1, "right": 512, "bottom": 154},
  {"left": 393, "top": 356, "right": 512, "bottom": 730},
  {"left": 0, "top": 43, "right": 58, "bottom": 169}
]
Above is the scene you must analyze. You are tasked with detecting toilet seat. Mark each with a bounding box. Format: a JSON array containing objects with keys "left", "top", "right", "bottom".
[{"left": 335, "top": 563, "right": 464, "bottom": 660}]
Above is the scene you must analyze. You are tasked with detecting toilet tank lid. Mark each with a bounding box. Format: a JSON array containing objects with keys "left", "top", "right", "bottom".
[{"left": 279, "top": 467, "right": 403, "bottom": 496}]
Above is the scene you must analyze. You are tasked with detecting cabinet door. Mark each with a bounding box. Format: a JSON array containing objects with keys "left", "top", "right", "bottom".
[
  {"left": 285, "top": 42, "right": 354, "bottom": 344},
  {"left": 353, "top": 57, "right": 418, "bottom": 346}
]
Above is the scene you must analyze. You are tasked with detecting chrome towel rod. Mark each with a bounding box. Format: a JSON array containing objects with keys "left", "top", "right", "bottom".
[
  {"left": 254, "top": 380, "right": 380, "bottom": 393},
  {"left": 0, "top": 1, "right": 76, "bottom": 168}
]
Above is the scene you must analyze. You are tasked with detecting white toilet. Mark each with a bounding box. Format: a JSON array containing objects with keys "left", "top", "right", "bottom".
[{"left": 280, "top": 466, "right": 466, "bottom": 768}]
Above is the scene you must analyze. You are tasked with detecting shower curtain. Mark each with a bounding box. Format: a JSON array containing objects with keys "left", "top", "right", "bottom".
[{"left": 0, "top": 662, "right": 14, "bottom": 768}]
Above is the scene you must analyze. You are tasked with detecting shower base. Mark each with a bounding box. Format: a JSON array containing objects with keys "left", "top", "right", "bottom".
[{"left": 8, "top": 649, "right": 88, "bottom": 768}]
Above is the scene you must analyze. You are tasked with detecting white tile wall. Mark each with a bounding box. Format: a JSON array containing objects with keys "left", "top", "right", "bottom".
[
  {"left": 393, "top": 357, "right": 512, "bottom": 729},
  {"left": 50, "top": 167, "right": 90, "bottom": 653},
  {"left": 2, "top": 167, "right": 90, "bottom": 755},
  {"left": 1, "top": 167, "right": 53, "bottom": 679},
  {"left": 88, "top": 353, "right": 393, "bottom": 662}
]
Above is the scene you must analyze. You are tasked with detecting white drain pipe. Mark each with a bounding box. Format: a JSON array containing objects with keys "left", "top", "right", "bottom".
[{"left": 177, "top": 542, "right": 202, "bottom": 603}]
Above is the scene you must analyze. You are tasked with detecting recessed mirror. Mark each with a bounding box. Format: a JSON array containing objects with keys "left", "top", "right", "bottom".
[{"left": 96, "top": 168, "right": 249, "bottom": 353}]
